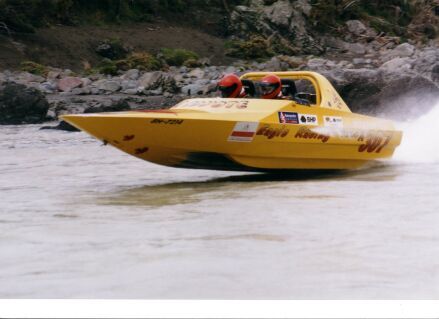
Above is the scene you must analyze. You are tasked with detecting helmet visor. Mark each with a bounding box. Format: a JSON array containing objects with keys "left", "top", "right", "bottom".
[
  {"left": 219, "top": 83, "right": 238, "bottom": 97},
  {"left": 259, "top": 82, "right": 277, "bottom": 96}
]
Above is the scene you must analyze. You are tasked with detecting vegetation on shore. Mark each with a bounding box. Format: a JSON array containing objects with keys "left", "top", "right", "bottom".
[
  {"left": 0, "top": 0, "right": 247, "bottom": 33},
  {"left": 0, "top": 0, "right": 437, "bottom": 71}
]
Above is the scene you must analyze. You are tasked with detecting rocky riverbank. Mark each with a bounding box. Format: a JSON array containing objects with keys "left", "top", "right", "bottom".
[{"left": 1, "top": 38, "right": 438, "bottom": 128}]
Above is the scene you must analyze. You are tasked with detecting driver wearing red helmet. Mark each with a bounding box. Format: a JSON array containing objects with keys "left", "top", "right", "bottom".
[
  {"left": 218, "top": 74, "right": 246, "bottom": 98},
  {"left": 260, "top": 74, "right": 283, "bottom": 99}
]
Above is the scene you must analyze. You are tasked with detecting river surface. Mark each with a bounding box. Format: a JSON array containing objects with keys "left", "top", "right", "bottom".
[{"left": 1, "top": 105, "right": 439, "bottom": 299}]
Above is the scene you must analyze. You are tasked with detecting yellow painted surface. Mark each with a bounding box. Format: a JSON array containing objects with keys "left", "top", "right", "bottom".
[{"left": 62, "top": 71, "right": 402, "bottom": 171}]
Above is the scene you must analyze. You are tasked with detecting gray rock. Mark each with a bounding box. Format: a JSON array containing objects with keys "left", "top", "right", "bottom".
[
  {"left": 187, "top": 68, "right": 205, "bottom": 79},
  {"left": 379, "top": 57, "right": 413, "bottom": 72},
  {"left": 84, "top": 99, "right": 130, "bottom": 113},
  {"left": 322, "top": 36, "right": 349, "bottom": 52},
  {"left": 263, "top": 0, "right": 293, "bottom": 28},
  {"left": 58, "top": 76, "right": 83, "bottom": 92},
  {"left": 90, "top": 87, "right": 100, "bottom": 95},
  {"left": 39, "top": 81, "right": 57, "bottom": 94},
  {"left": 121, "top": 69, "right": 140, "bottom": 81},
  {"left": 295, "top": 0, "right": 312, "bottom": 16},
  {"left": 81, "top": 78, "right": 92, "bottom": 87},
  {"left": 70, "top": 87, "right": 85, "bottom": 95},
  {"left": 16, "top": 72, "right": 45, "bottom": 84},
  {"left": 345, "top": 42, "right": 367, "bottom": 55},
  {"left": 138, "top": 71, "right": 178, "bottom": 93},
  {"left": 149, "top": 88, "right": 163, "bottom": 96},
  {"left": 224, "top": 66, "right": 237, "bottom": 74},
  {"left": 121, "top": 80, "right": 138, "bottom": 91},
  {"left": 98, "top": 80, "right": 121, "bottom": 92},
  {"left": 262, "top": 56, "right": 279, "bottom": 70},
  {"left": 307, "top": 58, "right": 328, "bottom": 69},
  {"left": 0, "top": 82, "right": 49, "bottom": 124},
  {"left": 382, "top": 43, "right": 415, "bottom": 61},
  {"left": 46, "top": 109, "right": 56, "bottom": 120},
  {"left": 352, "top": 58, "right": 366, "bottom": 65},
  {"left": 412, "top": 47, "right": 439, "bottom": 78},
  {"left": 138, "top": 72, "right": 163, "bottom": 89},
  {"left": 47, "top": 71, "right": 61, "bottom": 81},
  {"left": 322, "top": 68, "right": 439, "bottom": 119},
  {"left": 432, "top": 64, "right": 439, "bottom": 82},
  {"left": 123, "top": 88, "right": 141, "bottom": 95},
  {"left": 181, "top": 84, "right": 205, "bottom": 96},
  {"left": 346, "top": 20, "right": 367, "bottom": 36}
]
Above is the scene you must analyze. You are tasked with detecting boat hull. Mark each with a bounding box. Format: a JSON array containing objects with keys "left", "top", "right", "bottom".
[{"left": 62, "top": 108, "right": 402, "bottom": 171}]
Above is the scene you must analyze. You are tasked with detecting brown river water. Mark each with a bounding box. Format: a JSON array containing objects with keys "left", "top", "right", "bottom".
[{"left": 1, "top": 104, "right": 438, "bottom": 299}]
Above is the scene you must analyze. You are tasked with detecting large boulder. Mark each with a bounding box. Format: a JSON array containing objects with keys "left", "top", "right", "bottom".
[
  {"left": 381, "top": 43, "right": 416, "bottom": 62},
  {"left": 58, "top": 77, "right": 83, "bottom": 92},
  {"left": 345, "top": 20, "right": 367, "bottom": 36},
  {"left": 322, "top": 68, "right": 439, "bottom": 119},
  {"left": 229, "top": 1, "right": 322, "bottom": 55},
  {"left": 138, "top": 71, "right": 178, "bottom": 93},
  {"left": 0, "top": 82, "right": 49, "bottom": 124},
  {"left": 263, "top": 0, "right": 293, "bottom": 29}
]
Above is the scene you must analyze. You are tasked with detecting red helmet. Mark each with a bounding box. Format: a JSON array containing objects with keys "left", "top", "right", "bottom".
[
  {"left": 218, "top": 74, "right": 242, "bottom": 98},
  {"left": 260, "top": 74, "right": 281, "bottom": 99}
]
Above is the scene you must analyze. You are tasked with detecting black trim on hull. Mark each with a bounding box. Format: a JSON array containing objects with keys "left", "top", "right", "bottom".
[{"left": 174, "top": 152, "right": 341, "bottom": 175}]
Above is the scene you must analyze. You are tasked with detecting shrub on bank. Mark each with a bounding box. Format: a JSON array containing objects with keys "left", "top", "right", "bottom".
[
  {"left": 92, "top": 52, "right": 162, "bottom": 75},
  {"left": 95, "top": 38, "right": 130, "bottom": 60},
  {"left": 224, "top": 36, "right": 274, "bottom": 59},
  {"left": 160, "top": 48, "right": 199, "bottom": 66},
  {"left": 20, "top": 61, "right": 48, "bottom": 76},
  {"left": 116, "top": 52, "right": 162, "bottom": 71}
]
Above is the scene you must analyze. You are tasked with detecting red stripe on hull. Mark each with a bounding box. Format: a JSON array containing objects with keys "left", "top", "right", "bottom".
[{"left": 231, "top": 131, "right": 255, "bottom": 137}]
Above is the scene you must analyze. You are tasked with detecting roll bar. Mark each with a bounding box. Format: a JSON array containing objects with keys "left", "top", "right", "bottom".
[{"left": 240, "top": 71, "right": 351, "bottom": 112}]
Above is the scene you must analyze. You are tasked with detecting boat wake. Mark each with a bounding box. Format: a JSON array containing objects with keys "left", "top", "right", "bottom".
[{"left": 394, "top": 100, "right": 439, "bottom": 163}]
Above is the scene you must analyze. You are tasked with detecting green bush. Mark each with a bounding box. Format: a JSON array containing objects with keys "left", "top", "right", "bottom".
[
  {"left": 95, "top": 58, "right": 118, "bottom": 75},
  {"left": 117, "top": 52, "right": 162, "bottom": 71},
  {"left": 183, "top": 58, "right": 202, "bottom": 68},
  {"left": 20, "top": 61, "right": 48, "bottom": 76},
  {"left": 224, "top": 36, "right": 274, "bottom": 59},
  {"left": 96, "top": 38, "right": 129, "bottom": 60},
  {"left": 160, "top": 48, "right": 199, "bottom": 66},
  {"left": 92, "top": 52, "right": 162, "bottom": 75}
]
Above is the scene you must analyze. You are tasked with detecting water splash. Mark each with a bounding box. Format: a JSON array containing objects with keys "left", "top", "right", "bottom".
[{"left": 394, "top": 101, "right": 439, "bottom": 163}]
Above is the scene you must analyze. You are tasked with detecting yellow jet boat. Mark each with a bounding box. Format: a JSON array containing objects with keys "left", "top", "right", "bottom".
[{"left": 62, "top": 71, "right": 402, "bottom": 171}]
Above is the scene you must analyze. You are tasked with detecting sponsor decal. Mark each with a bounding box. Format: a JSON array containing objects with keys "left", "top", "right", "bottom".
[
  {"left": 331, "top": 92, "right": 344, "bottom": 109},
  {"left": 278, "top": 112, "right": 299, "bottom": 124},
  {"left": 256, "top": 125, "right": 289, "bottom": 139},
  {"left": 357, "top": 132, "right": 393, "bottom": 153},
  {"left": 324, "top": 116, "right": 343, "bottom": 128},
  {"left": 150, "top": 119, "right": 184, "bottom": 125},
  {"left": 178, "top": 99, "right": 249, "bottom": 109},
  {"left": 294, "top": 127, "right": 330, "bottom": 143},
  {"left": 228, "top": 122, "right": 259, "bottom": 142},
  {"left": 299, "top": 113, "right": 318, "bottom": 126}
]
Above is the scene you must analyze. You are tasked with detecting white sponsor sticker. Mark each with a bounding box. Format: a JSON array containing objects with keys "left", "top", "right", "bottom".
[
  {"left": 228, "top": 121, "right": 259, "bottom": 142},
  {"left": 324, "top": 116, "right": 343, "bottom": 128},
  {"left": 298, "top": 113, "right": 318, "bottom": 126}
]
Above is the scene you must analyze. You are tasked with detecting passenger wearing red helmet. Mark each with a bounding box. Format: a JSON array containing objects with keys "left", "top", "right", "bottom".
[
  {"left": 218, "top": 74, "right": 246, "bottom": 98},
  {"left": 260, "top": 74, "right": 282, "bottom": 99}
]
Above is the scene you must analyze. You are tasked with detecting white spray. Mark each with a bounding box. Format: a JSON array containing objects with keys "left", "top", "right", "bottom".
[{"left": 394, "top": 100, "right": 439, "bottom": 163}]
